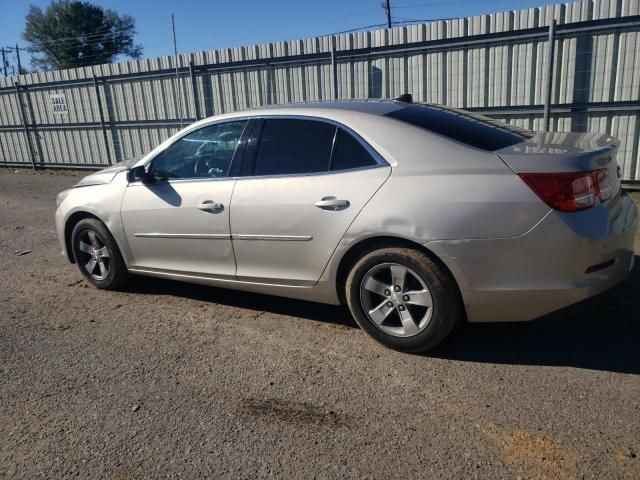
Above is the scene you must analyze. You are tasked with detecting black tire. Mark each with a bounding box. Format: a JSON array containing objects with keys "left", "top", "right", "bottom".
[
  {"left": 345, "top": 247, "right": 462, "bottom": 353},
  {"left": 71, "top": 218, "right": 129, "bottom": 290}
]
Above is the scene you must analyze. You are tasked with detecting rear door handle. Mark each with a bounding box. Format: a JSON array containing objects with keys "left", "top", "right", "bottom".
[
  {"left": 314, "top": 196, "right": 350, "bottom": 211},
  {"left": 198, "top": 200, "right": 224, "bottom": 212}
]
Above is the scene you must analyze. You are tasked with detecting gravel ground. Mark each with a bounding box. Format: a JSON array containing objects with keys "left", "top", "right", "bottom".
[{"left": 1, "top": 168, "right": 639, "bottom": 479}]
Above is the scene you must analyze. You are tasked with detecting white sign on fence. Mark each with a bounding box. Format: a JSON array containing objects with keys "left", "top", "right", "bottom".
[{"left": 50, "top": 93, "right": 68, "bottom": 114}]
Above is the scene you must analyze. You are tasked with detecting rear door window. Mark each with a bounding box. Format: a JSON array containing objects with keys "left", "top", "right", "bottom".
[
  {"left": 253, "top": 119, "right": 336, "bottom": 176},
  {"left": 385, "top": 104, "right": 533, "bottom": 151}
]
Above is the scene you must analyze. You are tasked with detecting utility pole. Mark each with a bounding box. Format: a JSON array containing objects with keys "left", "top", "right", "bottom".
[
  {"left": 543, "top": 20, "right": 556, "bottom": 132},
  {"left": 171, "top": 14, "right": 184, "bottom": 128},
  {"left": 0, "top": 48, "right": 7, "bottom": 77},
  {"left": 383, "top": 0, "right": 392, "bottom": 28},
  {"left": 15, "top": 44, "right": 22, "bottom": 74}
]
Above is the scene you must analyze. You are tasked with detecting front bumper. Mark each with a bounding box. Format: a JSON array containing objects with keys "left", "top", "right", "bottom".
[
  {"left": 427, "top": 192, "right": 638, "bottom": 323},
  {"left": 55, "top": 205, "right": 70, "bottom": 260}
]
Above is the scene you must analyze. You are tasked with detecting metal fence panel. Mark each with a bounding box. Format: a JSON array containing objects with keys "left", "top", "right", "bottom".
[{"left": 0, "top": 0, "right": 639, "bottom": 179}]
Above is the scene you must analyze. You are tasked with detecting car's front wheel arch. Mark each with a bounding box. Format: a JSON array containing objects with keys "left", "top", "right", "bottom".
[
  {"left": 64, "top": 211, "right": 105, "bottom": 263},
  {"left": 70, "top": 217, "right": 129, "bottom": 290}
]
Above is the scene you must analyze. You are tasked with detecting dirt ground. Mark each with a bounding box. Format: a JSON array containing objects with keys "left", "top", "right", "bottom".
[{"left": 1, "top": 168, "right": 639, "bottom": 479}]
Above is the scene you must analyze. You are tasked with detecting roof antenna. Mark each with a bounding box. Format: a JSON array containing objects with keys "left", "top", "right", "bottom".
[{"left": 393, "top": 93, "right": 413, "bottom": 103}]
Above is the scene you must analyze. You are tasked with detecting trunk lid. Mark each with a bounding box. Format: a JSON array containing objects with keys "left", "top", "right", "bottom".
[{"left": 495, "top": 131, "right": 622, "bottom": 206}]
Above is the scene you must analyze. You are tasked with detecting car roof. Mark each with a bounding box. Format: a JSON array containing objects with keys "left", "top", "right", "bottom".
[
  {"left": 259, "top": 100, "right": 402, "bottom": 115},
  {"left": 195, "top": 100, "right": 405, "bottom": 125}
]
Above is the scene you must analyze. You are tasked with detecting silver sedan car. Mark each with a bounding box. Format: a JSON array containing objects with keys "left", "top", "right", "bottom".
[{"left": 55, "top": 98, "right": 638, "bottom": 352}]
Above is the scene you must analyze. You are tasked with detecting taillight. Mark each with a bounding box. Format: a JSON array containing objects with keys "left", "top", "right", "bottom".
[{"left": 518, "top": 169, "right": 609, "bottom": 212}]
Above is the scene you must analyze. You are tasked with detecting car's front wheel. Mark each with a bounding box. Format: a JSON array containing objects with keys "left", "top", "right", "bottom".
[
  {"left": 345, "top": 247, "right": 462, "bottom": 352},
  {"left": 71, "top": 218, "right": 129, "bottom": 290}
]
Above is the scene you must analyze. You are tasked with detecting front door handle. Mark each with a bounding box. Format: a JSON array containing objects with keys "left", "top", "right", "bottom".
[
  {"left": 314, "top": 196, "right": 350, "bottom": 211},
  {"left": 198, "top": 200, "right": 224, "bottom": 212}
]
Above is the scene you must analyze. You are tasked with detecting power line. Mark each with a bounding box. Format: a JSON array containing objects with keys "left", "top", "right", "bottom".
[
  {"left": 21, "top": 31, "right": 146, "bottom": 67},
  {"left": 24, "top": 26, "right": 140, "bottom": 47},
  {"left": 28, "top": 37, "right": 138, "bottom": 57},
  {"left": 327, "top": 14, "right": 454, "bottom": 38},
  {"left": 393, "top": 17, "right": 455, "bottom": 24},
  {"left": 17, "top": 22, "right": 160, "bottom": 52},
  {"left": 27, "top": 31, "right": 140, "bottom": 49},
  {"left": 328, "top": 23, "right": 388, "bottom": 35}
]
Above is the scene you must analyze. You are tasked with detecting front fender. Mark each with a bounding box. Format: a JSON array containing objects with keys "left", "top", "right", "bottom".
[{"left": 55, "top": 174, "right": 132, "bottom": 266}]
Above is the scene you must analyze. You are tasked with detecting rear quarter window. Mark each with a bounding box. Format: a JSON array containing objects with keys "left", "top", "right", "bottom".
[
  {"left": 330, "top": 129, "right": 378, "bottom": 171},
  {"left": 385, "top": 104, "right": 534, "bottom": 151}
]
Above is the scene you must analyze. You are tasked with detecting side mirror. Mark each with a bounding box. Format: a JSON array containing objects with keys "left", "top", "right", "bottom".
[{"left": 128, "top": 165, "right": 152, "bottom": 183}]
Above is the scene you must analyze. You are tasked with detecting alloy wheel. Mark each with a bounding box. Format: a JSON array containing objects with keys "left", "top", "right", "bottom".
[
  {"left": 77, "top": 230, "right": 111, "bottom": 281},
  {"left": 359, "top": 262, "right": 434, "bottom": 337}
]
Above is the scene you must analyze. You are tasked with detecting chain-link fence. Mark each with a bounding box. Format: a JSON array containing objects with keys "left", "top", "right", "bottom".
[{"left": 0, "top": 0, "right": 639, "bottom": 179}]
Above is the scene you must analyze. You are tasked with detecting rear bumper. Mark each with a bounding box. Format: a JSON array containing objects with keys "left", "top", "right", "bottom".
[{"left": 426, "top": 193, "right": 638, "bottom": 323}]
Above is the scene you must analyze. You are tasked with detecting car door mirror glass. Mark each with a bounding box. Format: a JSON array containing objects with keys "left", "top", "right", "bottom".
[
  {"left": 128, "top": 165, "right": 147, "bottom": 182},
  {"left": 129, "top": 164, "right": 162, "bottom": 184}
]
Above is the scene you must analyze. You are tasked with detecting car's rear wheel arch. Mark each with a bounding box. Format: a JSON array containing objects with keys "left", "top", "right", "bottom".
[
  {"left": 335, "top": 236, "right": 463, "bottom": 309},
  {"left": 340, "top": 238, "right": 466, "bottom": 352}
]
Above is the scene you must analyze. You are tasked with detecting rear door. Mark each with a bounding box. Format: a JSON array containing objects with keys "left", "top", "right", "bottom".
[{"left": 229, "top": 117, "right": 391, "bottom": 285}]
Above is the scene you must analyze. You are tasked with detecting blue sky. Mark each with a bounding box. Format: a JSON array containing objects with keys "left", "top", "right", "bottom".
[{"left": 0, "top": 0, "right": 563, "bottom": 71}]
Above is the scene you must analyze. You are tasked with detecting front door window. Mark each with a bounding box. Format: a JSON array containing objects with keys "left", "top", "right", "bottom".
[{"left": 150, "top": 120, "right": 247, "bottom": 180}]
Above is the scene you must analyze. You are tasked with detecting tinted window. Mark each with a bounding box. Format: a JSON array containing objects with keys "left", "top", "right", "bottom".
[
  {"left": 385, "top": 104, "right": 534, "bottom": 151},
  {"left": 253, "top": 119, "right": 335, "bottom": 176},
  {"left": 150, "top": 120, "right": 247, "bottom": 180},
  {"left": 331, "top": 129, "right": 377, "bottom": 171}
]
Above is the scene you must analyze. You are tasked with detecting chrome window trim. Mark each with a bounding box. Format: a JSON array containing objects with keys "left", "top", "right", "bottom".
[
  {"left": 127, "top": 175, "right": 239, "bottom": 187},
  {"left": 233, "top": 164, "right": 386, "bottom": 182},
  {"left": 130, "top": 113, "right": 389, "bottom": 185}
]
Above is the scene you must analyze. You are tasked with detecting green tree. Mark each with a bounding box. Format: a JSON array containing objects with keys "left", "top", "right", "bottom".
[{"left": 23, "top": 0, "right": 143, "bottom": 70}]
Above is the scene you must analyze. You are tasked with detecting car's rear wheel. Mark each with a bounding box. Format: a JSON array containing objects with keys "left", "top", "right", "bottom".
[
  {"left": 345, "top": 247, "right": 462, "bottom": 352},
  {"left": 71, "top": 218, "right": 129, "bottom": 290}
]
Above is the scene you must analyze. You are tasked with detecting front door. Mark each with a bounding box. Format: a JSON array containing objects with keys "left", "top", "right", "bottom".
[
  {"left": 230, "top": 118, "right": 391, "bottom": 285},
  {"left": 120, "top": 120, "right": 248, "bottom": 277}
]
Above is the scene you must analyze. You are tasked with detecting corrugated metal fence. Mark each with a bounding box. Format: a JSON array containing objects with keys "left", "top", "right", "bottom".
[{"left": 0, "top": 0, "right": 639, "bottom": 179}]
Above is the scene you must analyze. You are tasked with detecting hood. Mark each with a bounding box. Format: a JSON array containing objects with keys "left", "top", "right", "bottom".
[{"left": 74, "top": 157, "right": 139, "bottom": 187}]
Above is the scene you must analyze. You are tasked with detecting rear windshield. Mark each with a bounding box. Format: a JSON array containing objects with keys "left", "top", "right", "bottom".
[{"left": 385, "top": 104, "right": 534, "bottom": 151}]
